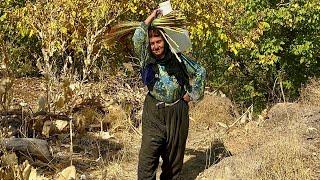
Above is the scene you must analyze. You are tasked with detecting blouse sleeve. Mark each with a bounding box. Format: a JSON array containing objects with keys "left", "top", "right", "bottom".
[
  {"left": 181, "top": 54, "right": 206, "bottom": 102},
  {"left": 132, "top": 22, "right": 149, "bottom": 67}
]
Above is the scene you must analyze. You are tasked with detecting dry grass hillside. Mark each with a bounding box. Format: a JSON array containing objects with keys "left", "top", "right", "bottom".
[
  {"left": 196, "top": 102, "right": 319, "bottom": 179},
  {"left": 0, "top": 77, "right": 319, "bottom": 179},
  {"left": 193, "top": 81, "right": 320, "bottom": 180}
]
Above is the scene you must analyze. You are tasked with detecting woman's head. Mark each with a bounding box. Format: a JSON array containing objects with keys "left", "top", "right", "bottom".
[{"left": 148, "top": 27, "right": 166, "bottom": 59}]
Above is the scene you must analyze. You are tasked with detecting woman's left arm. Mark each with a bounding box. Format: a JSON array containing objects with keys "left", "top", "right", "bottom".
[{"left": 181, "top": 54, "right": 206, "bottom": 102}]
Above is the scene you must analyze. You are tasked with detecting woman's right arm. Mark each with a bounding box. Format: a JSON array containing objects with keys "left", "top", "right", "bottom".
[
  {"left": 132, "top": 10, "right": 160, "bottom": 66},
  {"left": 132, "top": 22, "right": 149, "bottom": 66}
]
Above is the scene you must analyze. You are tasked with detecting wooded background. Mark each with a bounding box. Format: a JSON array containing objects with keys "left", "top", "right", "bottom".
[{"left": 1, "top": 0, "right": 319, "bottom": 111}]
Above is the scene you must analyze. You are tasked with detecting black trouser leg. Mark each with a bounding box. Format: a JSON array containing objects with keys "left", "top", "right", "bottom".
[
  {"left": 138, "top": 94, "right": 189, "bottom": 180},
  {"left": 138, "top": 95, "right": 166, "bottom": 180},
  {"left": 160, "top": 100, "right": 189, "bottom": 180},
  {"left": 138, "top": 132, "right": 164, "bottom": 180}
]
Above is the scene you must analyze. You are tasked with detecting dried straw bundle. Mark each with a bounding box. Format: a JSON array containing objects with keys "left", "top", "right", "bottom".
[{"left": 105, "top": 12, "right": 187, "bottom": 42}]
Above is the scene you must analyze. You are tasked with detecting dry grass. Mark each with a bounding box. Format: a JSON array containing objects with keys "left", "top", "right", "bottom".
[
  {"left": 96, "top": 131, "right": 140, "bottom": 180},
  {"left": 185, "top": 94, "right": 238, "bottom": 153},
  {"left": 190, "top": 94, "right": 237, "bottom": 129},
  {"left": 201, "top": 136, "right": 313, "bottom": 180},
  {"left": 256, "top": 136, "right": 312, "bottom": 180},
  {"left": 72, "top": 91, "right": 142, "bottom": 180},
  {"left": 196, "top": 82, "right": 320, "bottom": 179},
  {"left": 0, "top": 75, "right": 144, "bottom": 179},
  {"left": 3, "top": 77, "right": 319, "bottom": 179},
  {"left": 198, "top": 116, "right": 315, "bottom": 180},
  {"left": 106, "top": 104, "right": 130, "bottom": 132},
  {"left": 93, "top": 97, "right": 141, "bottom": 179},
  {"left": 300, "top": 78, "right": 320, "bottom": 106}
]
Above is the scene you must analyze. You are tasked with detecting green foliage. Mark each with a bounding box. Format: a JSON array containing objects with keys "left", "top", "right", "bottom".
[
  {"left": 173, "top": 0, "right": 320, "bottom": 111},
  {"left": 0, "top": 1, "right": 40, "bottom": 77},
  {"left": 1, "top": 0, "right": 319, "bottom": 111}
]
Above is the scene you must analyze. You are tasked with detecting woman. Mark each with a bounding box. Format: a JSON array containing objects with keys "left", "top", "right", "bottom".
[{"left": 132, "top": 9, "right": 206, "bottom": 180}]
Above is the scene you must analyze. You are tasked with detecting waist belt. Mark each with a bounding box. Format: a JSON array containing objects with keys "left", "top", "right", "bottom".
[{"left": 156, "top": 98, "right": 181, "bottom": 109}]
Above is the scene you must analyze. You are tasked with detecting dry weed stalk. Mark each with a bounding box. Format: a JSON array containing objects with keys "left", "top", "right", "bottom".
[
  {"left": 69, "top": 117, "right": 74, "bottom": 166},
  {"left": 227, "top": 104, "right": 253, "bottom": 128}
]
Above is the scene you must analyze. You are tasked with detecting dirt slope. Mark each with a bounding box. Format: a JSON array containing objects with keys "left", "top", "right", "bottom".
[
  {"left": 3, "top": 78, "right": 320, "bottom": 179},
  {"left": 195, "top": 103, "right": 320, "bottom": 180}
]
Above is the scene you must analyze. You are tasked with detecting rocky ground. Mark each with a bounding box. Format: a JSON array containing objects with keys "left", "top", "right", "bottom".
[{"left": 0, "top": 78, "right": 319, "bottom": 179}]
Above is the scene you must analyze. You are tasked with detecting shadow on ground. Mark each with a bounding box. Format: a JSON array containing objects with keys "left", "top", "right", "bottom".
[{"left": 179, "top": 140, "right": 232, "bottom": 180}]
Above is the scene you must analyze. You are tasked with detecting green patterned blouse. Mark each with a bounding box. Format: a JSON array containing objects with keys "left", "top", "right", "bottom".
[{"left": 132, "top": 22, "right": 206, "bottom": 103}]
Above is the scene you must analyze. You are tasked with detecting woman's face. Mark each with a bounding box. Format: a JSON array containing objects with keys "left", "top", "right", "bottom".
[{"left": 150, "top": 35, "right": 165, "bottom": 59}]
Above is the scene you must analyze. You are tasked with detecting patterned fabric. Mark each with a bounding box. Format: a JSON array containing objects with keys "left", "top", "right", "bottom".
[{"left": 132, "top": 22, "right": 206, "bottom": 103}]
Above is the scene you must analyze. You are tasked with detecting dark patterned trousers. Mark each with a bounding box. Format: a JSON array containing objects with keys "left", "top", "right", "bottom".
[{"left": 138, "top": 93, "right": 189, "bottom": 180}]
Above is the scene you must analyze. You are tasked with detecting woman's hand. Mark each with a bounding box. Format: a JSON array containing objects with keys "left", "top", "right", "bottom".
[
  {"left": 144, "top": 9, "right": 162, "bottom": 25},
  {"left": 183, "top": 93, "right": 191, "bottom": 103}
]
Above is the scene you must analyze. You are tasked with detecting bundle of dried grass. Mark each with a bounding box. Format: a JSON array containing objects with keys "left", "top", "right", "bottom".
[{"left": 105, "top": 12, "right": 187, "bottom": 43}]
